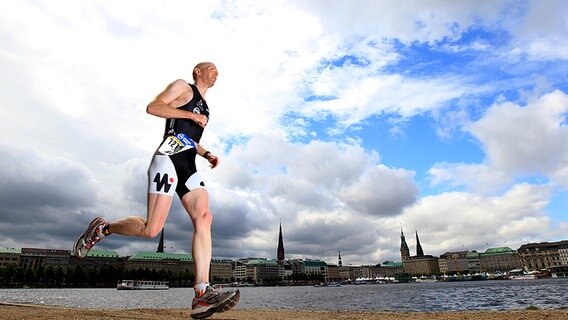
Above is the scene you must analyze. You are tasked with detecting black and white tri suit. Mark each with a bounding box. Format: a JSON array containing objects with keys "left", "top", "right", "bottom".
[{"left": 148, "top": 84, "right": 210, "bottom": 198}]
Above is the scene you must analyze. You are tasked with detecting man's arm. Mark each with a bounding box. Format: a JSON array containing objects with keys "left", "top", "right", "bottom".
[
  {"left": 196, "top": 144, "right": 219, "bottom": 169},
  {"left": 146, "top": 79, "right": 207, "bottom": 127}
]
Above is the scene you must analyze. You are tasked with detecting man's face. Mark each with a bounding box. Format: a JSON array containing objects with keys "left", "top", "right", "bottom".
[{"left": 200, "top": 63, "right": 218, "bottom": 87}]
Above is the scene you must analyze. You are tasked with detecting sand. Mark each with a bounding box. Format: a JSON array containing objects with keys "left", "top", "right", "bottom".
[{"left": 1, "top": 303, "right": 567, "bottom": 320}]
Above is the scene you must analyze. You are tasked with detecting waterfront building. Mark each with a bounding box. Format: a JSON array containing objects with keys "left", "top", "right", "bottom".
[
  {"left": 438, "top": 251, "right": 469, "bottom": 274},
  {"left": 560, "top": 246, "right": 568, "bottom": 266},
  {"left": 518, "top": 240, "right": 568, "bottom": 270},
  {"left": 232, "top": 260, "right": 247, "bottom": 281},
  {"left": 210, "top": 258, "right": 234, "bottom": 282},
  {"left": 400, "top": 229, "right": 440, "bottom": 276},
  {"left": 20, "top": 248, "right": 70, "bottom": 270},
  {"left": 403, "top": 255, "right": 440, "bottom": 275},
  {"left": 360, "top": 264, "right": 382, "bottom": 279},
  {"left": 125, "top": 251, "right": 194, "bottom": 275},
  {"left": 69, "top": 249, "right": 122, "bottom": 271},
  {"left": 338, "top": 265, "right": 363, "bottom": 280},
  {"left": 377, "top": 261, "right": 403, "bottom": 277},
  {"left": 243, "top": 258, "right": 280, "bottom": 283},
  {"left": 327, "top": 263, "right": 339, "bottom": 281},
  {"left": 0, "top": 248, "right": 20, "bottom": 269},
  {"left": 479, "top": 247, "right": 520, "bottom": 272},
  {"left": 467, "top": 251, "right": 481, "bottom": 273},
  {"left": 304, "top": 259, "right": 328, "bottom": 282}
]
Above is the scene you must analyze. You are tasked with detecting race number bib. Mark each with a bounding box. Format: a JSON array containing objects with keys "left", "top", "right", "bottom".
[{"left": 157, "top": 133, "right": 196, "bottom": 155}]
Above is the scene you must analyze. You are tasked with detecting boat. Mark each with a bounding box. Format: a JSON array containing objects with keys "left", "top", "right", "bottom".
[
  {"left": 117, "top": 280, "right": 169, "bottom": 290},
  {"left": 509, "top": 274, "right": 537, "bottom": 280},
  {"left": 416, "top": 276, "right": 438, "bottom": 283}
]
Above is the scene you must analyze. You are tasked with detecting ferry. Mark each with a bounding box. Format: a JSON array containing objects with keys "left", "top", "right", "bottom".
[{"left": 117, "top": 280, "right": 169, "bottom": 290}]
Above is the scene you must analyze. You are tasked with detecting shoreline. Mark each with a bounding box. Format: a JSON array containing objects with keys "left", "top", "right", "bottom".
[{"left": 1, "top": 303, "right": 567, "bottom": 320}]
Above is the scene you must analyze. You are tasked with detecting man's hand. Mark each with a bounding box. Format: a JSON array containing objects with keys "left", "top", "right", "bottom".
[
  {"left": 205, "top": 153, "right": 219, "bottom": 168},
  {"left": 193, "top": 113, "right": 209, "bottom": 128}
]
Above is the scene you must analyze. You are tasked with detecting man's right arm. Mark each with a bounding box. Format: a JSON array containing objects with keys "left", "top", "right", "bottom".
[{"left": 146, "top": 79, "right": 200, "bottom": 123}]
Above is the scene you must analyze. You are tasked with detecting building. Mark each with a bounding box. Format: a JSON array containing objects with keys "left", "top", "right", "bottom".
[
  {"left": 559, "top": 245, "right": 568, "bottom": 266},
  {"left": 69, "top": 249, "right": 122, "bottom": 271},
  {"left": 517, "top": 240, "right": 568, "bottom": 271},
  {"left": 210, "top": 258, "right": 234, "bottom": 283},
  {"left": 377, "top": 261, "right": 403, "bottom": 277},
  {"left": 125, "top": 251, "right": 194, "bottom": 275},
  {"left": 479, "top": 247, "right": 520, "bottom": 272},
  {"left": 232, "top": 260, "right": 247, "bottom": 281},
  {"left": 19, "top": 248, "right": 70, "bottom": 270},
  {"left": 327, "top": 263, "right": 339, "bottom": 281},
  {"left": 304, "top": 259, "right": 328, "bottom": 282},
  {"left": 243, "top": 259, "right": 280, "bottom": 283},
  {"left": 438, "top": 251, "right": 469, "bottom": 274},
  {"left": 0, "top": 248, "right": 20, "bottom": 269},
  {"left": 466, "top": 251, "right": 481, "bottom": 273},
  {"left": 400, "top": 229, "right": 440, "bottom": 276},
  {"left": 403, "top": 255, "right": 440, "bottom": 275}
]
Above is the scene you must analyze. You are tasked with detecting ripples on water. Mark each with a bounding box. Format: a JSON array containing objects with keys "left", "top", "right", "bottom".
[{"left": 1, "top": 278, "right": 567, "bottom": 312}]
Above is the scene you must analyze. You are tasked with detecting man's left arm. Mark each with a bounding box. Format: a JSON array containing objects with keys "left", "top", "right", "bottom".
[{"left": 196, "top": 144, "right": 219, "bottom": 169}]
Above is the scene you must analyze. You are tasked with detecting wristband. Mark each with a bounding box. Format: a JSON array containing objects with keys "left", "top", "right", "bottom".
[{"left": 203, "top": 151, "right": 211, "bottom": 159}]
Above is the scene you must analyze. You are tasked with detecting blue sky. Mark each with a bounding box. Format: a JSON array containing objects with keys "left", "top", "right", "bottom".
[{"left": 0, "top": 0, "right": 567, "bottom": 265}]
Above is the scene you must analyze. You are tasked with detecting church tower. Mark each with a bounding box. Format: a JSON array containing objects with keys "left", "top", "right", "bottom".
[
  {"left": 277, "top": 221, "right": 285, "bottom": 264},
  {"left": 157, "top": 228, "right": 165, "bottom": 253},
  {"left": 400, "top": 229, "right": 410, "bottom": 261},
  {"left": 415, "top": 230, "right": 424, "bottom": 257},
  {"left": 338, "top": 251, "right": 342, "bottom": 267}
]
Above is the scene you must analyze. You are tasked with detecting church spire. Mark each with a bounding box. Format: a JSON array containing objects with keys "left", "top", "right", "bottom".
[
  {"left": 400, "top": 228, "right": 410, "bottom": 261},
  {"left": 277, "top": 221, "right": 285, "bottom": 263},
  {"left": 338, "top": 250, "right": 342, "bottom": 267},
  {"left": 157, "top": 228, "right": 165, "bottom": 253},
  {"left": 415, "top": 230, "right": 424, "bottom": 257}
]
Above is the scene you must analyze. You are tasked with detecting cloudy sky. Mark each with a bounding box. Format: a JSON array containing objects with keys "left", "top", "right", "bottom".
[{"left": 1, "top": 0, "right": 567, "bottom": 265}]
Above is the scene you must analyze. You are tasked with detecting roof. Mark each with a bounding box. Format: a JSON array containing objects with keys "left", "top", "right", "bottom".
[
  {"left": 482, "top": 247, "right": 515, "bottom": 255},
  {"left": 128, "top": 251, "right": 193, "bottom": 261},
  {"left": 86, "top": 249, "right": 120, "bottom": 258},
  {"left": 381, "top": 261, "right": 403, "bottom": 268},
  {"left": 245, "top": 259, "right": 278, "bottom": 266},
  {"left": 304, "top": 260, "right": 327, "bottom": 267},
  {"left": 0, "top": 247, "right": 21, "bottom": 254}
]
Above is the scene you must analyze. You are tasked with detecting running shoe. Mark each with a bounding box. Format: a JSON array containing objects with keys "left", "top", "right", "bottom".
[
  {"left": 73, "top": 217, "right": 108, "bottom": 258},
  {"left": 190, "top": 286, "right": 240, "bottom": 319}
]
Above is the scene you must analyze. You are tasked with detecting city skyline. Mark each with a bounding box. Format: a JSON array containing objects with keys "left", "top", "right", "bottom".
[{"left": 1, "top": 1, "right": 567, "bottom": 265}]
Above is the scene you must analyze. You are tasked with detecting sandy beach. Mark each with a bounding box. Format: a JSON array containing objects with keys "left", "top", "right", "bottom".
[{"left": 1, "top": 303, "right": 567, "bottom": 320}]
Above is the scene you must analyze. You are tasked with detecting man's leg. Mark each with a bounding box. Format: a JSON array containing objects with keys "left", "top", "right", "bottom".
[
  {"left": 106, "top": 193, "right": 173, "bottom": 238},
  {"left": 182, "top": 188, "right": 239, "bottom": 319},
  {"left": 181, "top": 188, "right": 212, "bottom": 285},
  {"left": 73, "top": 193, "right": 173, "bottom": 258}
]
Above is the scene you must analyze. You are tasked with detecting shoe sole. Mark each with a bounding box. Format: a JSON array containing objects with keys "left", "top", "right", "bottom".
[{"left": 190, "top": 290, "right": 240, "bottom": 319}]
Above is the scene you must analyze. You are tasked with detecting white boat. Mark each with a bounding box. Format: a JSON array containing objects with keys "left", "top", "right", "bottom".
[
  {"left": 509, "top": 274, "right": 537, "bottom": 280},
  {"left": 117, "top": 280, "right": 169, "bottom": 290}
]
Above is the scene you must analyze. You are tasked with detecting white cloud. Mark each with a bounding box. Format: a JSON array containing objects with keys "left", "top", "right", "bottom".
[
  {"left": 394, "top": 183, "right": 557, "bottom": 256},
  {"left": 430, "top": 90, "right": 568, "bottom": 192},
  {"left": 0, "top": 0, "right": 566, "bottom": 265}
]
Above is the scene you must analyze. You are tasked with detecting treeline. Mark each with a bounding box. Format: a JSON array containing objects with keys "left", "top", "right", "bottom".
[{"left": 0, "top": 264, "right": 195, "bottom": 288}]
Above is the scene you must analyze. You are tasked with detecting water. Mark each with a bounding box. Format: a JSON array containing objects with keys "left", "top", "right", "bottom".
[{"left": 1, "top": 279, "right": 567, "bottom": 312}]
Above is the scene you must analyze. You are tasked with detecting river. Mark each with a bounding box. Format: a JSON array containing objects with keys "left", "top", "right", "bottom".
[{"left": 1, "top": 278, "right": 567, "bottom": 312}]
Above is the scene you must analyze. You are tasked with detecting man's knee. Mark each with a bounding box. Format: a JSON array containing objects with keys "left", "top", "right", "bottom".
[
  {"left": 193, "top": 209, "right": 212, "bottom": 228},
  {"left": 142, "top": 225, "right": 162, "bottom": 238}
]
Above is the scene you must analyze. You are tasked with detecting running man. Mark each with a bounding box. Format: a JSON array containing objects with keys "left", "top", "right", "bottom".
[{"left": 73, "top": 62, "right": 239, "bottom": 319}]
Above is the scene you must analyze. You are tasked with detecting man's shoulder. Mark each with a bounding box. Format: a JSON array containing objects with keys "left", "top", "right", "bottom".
[{"left": 171, "top": 79, "right": 191, "bottom": 88}]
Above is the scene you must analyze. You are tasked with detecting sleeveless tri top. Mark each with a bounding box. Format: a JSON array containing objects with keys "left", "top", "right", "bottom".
[{"left": 163, "top": 84, "right": 210, "bottom": 143}]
